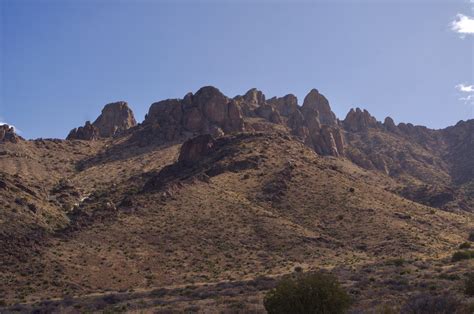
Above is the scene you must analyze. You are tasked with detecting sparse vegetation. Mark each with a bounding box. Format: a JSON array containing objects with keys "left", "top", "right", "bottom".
[
  {"left": 387, "top": 258, "right": 406, "bottom": 267},
  {"left": 263, "top": 272, "right": 351, "bottom": 314},
  {"left": 451, "top": 250, "right": 474, "bottom": 262},
  {"left": 401, "top": 294, "right": 467, "bottom": 314},
  {"left": 465, "top": 273, "right": 474, "bottom": 297},
  {"left": 469, "top": 231, "right": 474, "bottom": 242}
]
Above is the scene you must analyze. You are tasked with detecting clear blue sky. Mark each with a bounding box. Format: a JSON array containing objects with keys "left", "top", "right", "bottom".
[{"left": 1, "top": 0, "right": 473, "bottom": 139}]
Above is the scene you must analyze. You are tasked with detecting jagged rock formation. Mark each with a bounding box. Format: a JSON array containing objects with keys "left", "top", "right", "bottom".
[
  {"left": 59, "top": 85, "right": 472, "bottom": 211},
  {"left": 0, "top": 124, "right": 22, "bottom": 143},
  {"left": 343, "top": 108, "right": 380, "bottom": 132},
  {"left": 301, "top": 89, "right": 337, "bottom": 126},
  {"left": 442, "top": 120, "right": 474, "bottom": 185},
  {"left": 235, "top": 88, "right": 266, "bottom": 116},
  {"left": 143, "top": 86, "right": 245, "bottom": 141},
  {"left": 67, "top": 121, "right": 100, "bottom": 141},
  {"left": 91, "top": 101, "right": 136, "bottom": 137},
  {"left": 67, "top": 101, "right": 136, "bottom": 140},
  {"left": 383, "top": 117, "right": 398, "bottom": 133},
  {"left": 267, "top": 94, "right": 298, "bottom": 117}
]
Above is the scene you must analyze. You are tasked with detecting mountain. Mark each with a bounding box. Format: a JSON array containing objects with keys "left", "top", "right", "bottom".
[{"left": 0, "top": 86, "right": 472, "bottom": 312}]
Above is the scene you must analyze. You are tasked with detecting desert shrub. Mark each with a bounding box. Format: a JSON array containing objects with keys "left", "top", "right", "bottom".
[
  {"left": 263, "top": 272, "right": 351, "bottom": 314},
  {"left": 469, "top": 231, "right": 474, "bottom": 242},
  {"left": 459, "top": 242, "right": 471, "bottom": 249},
  {"left": 465, "top": 273, "right": 474, "bottom": 296},
  {"left": 387, "top": 258, "right": 406, "bottom": 267},
  {"left": 451, "top": 250, "right": 474, "bottom": 262},
  {"left": 401, "top": 294, "right": 466, "bottom": 314}
]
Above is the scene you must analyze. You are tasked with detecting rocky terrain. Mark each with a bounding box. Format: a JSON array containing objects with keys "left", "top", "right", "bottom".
[{"left": 0, "top": 86, "right": 473, "bottom": 312}]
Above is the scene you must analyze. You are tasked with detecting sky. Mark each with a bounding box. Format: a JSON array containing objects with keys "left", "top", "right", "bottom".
[{"left": 1, "top": 0, "right": 473, "bottom": 139}]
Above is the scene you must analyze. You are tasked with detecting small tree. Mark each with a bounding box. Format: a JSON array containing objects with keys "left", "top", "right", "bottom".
[{"left": 264, "top": 272, "right": 351, "bottom": 314}]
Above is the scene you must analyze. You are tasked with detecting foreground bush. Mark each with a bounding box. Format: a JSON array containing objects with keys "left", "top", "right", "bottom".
[{"left": 263, "top": 272, "right": 351, "bottom": 314}]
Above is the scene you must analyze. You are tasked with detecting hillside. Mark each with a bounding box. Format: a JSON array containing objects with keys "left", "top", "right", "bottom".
[{"left": 0, "top": 86, "right": 473, "bottom": 312}]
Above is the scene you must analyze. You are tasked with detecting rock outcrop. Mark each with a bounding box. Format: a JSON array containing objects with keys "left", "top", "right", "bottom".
[
  {"left": 67, "top": 121, "right": 100, "bottom": 141},
  {"left": 67, "top": 101, "right": 136, "bottom": 140},
  {"left": 0, "top": 124, "right": 22, "bottom": 143},
  {"left": 237, "top": 88, "right": 266, "bottom": 116},
  {"left": 178, "top": 134, "right": 215, "bottom": 166},
  {"left": 301, "top": 89, "right": 337, "bottom": 126},
  {"left": 267, "top": 94, "right": 298, "bottom": 117},
  {"left": 383, "top": 117, "right": 398, "bottom": 133},
  {"left": 144, "top": 86, "right": 245, "bottom": 141},
  {"left": 281, "top": 90, "right": 344, "bottom": 157},
  {"left": 92, "top": 101, "right": 136, "bottom": 137},
  {"left": 255, "top": 104, "right": 282, "bottom": 124},
  {"left": 343, "top": 108, "right": 379, "bottom": 132}
]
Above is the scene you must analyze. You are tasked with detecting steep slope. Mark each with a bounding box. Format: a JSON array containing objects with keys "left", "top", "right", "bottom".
[{"left": 0, "top": 132, "right": 472, "bottom": 311}]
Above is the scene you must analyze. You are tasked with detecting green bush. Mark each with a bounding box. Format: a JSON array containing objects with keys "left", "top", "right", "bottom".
[
  {"left": 264, "top": 272, "right": 351, "bottom": 314},
  {"left": 451, "top": 250, "right": 474, "bottom": 262},
  {"left": 459, "top": 242, "right": 471, "bottom": 249},
  {"left": 465, "top": 273, "right": 474, "bottom": 297}
]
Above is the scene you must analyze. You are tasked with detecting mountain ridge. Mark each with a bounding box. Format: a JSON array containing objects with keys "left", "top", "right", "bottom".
[{"left": 0, "top": 86, "right": 472, "bottom": 311}]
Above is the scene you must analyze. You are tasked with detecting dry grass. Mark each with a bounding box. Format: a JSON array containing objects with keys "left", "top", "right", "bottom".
[{"left": 0, "top": 132, "right": 473, "bottom": 312}]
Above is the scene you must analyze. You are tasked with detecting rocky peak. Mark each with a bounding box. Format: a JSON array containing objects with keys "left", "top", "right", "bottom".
[
  {"left": 384, "top": 117, "right": 398, "bottom": 133},
  {"left": 343, "top": 108, "right": 379, "bottom": 132},
  {"left": 143, "top": 86, "right": 245, "bottom": 142},
  {"left": 92, "top": 101, "right": 137, "bottom": 137},
  {"left": 0, "top": 124, "right": 22, "bottom": 143},
  {"left": 267, "top": 94, "right": 298, "bottom": 117},
  {"left": 67, "top": 101, "right": 136, "bottom": 140},
  {"left": 233, "top": 88, "right": 266, "bottom": 117},
  {"left": 243, "top": 88, "right": 266, "bottom": 108},
  {"left": 301, "top": 89, "right": 337, "bottom": 126},
  {"left": 193, "top": 86, "right": 229, "bottom": 125}
]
